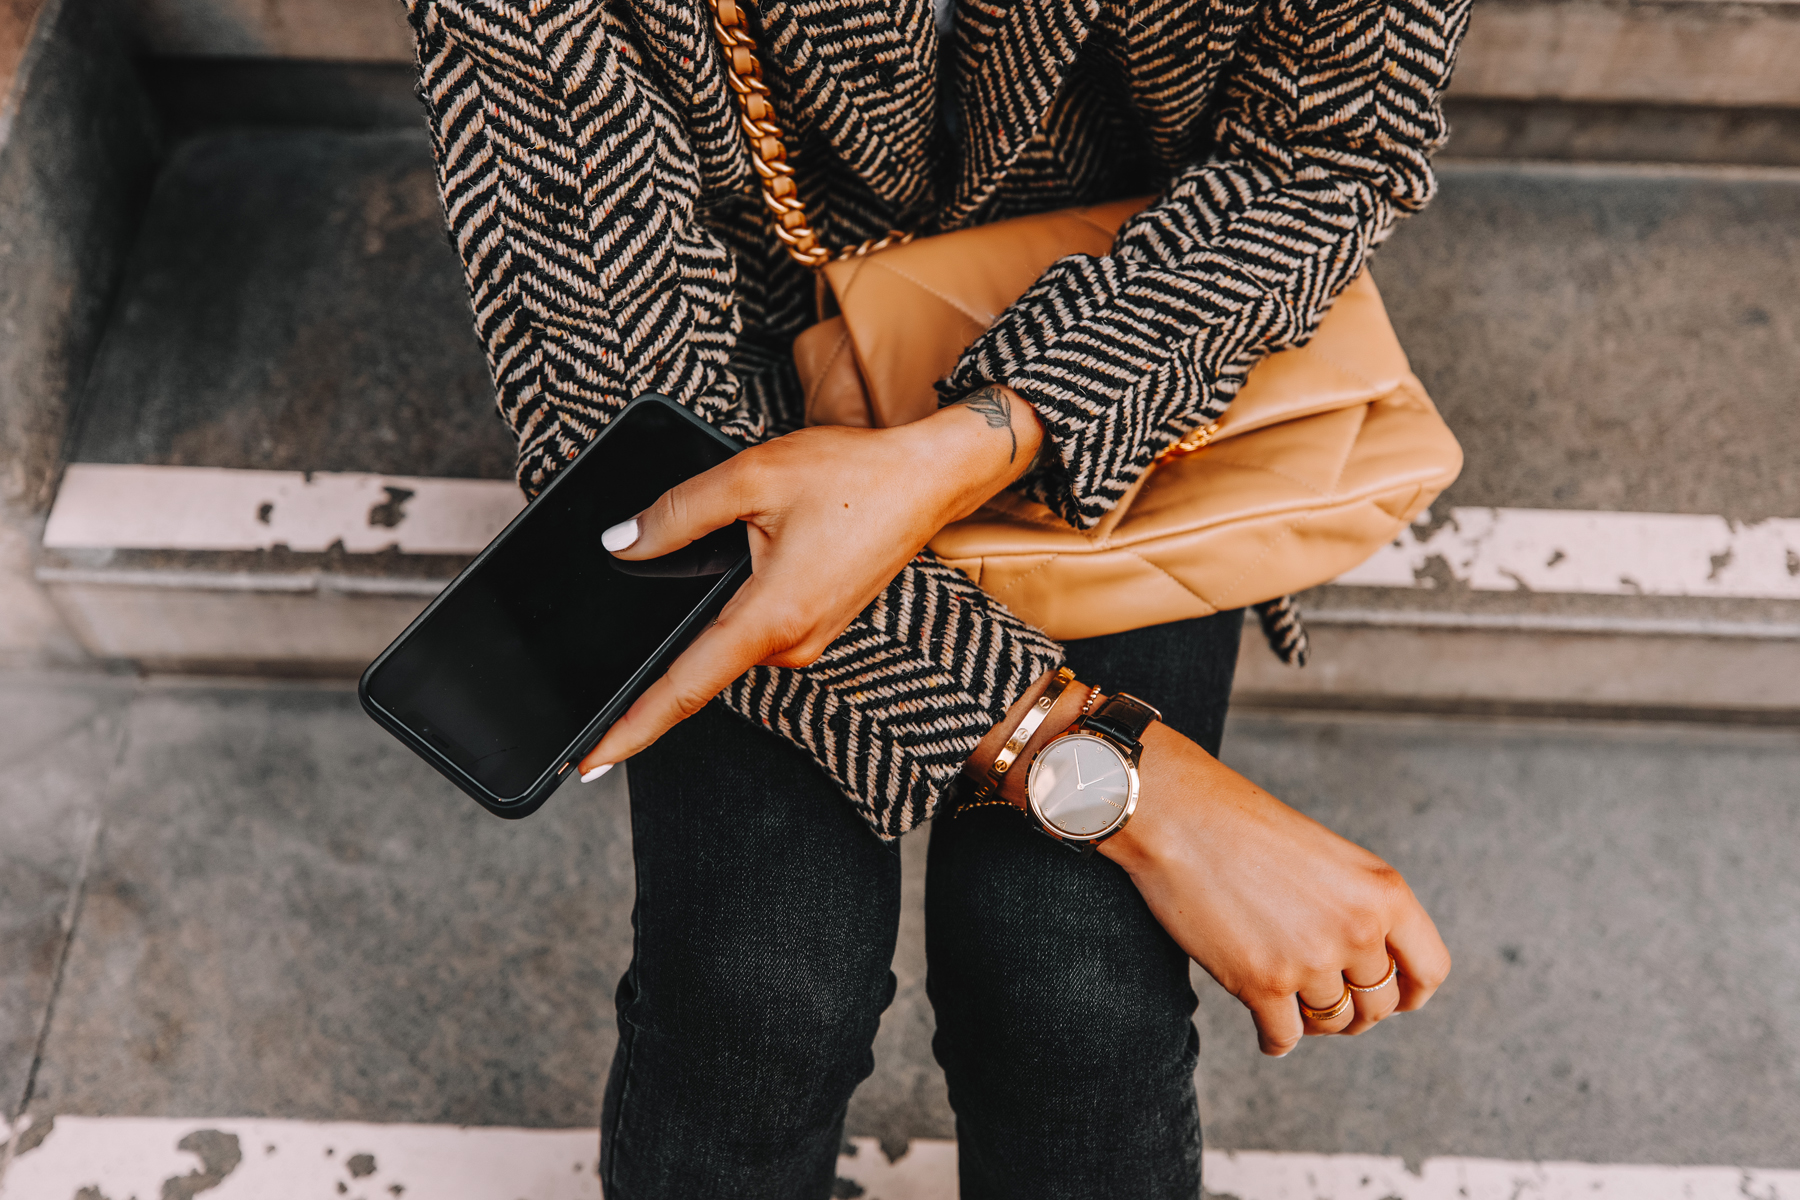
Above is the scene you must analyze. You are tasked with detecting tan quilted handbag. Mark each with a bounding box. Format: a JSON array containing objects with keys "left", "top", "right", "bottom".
[{"left": 712, "top": 0, "right": 1463, "bottom": 641}]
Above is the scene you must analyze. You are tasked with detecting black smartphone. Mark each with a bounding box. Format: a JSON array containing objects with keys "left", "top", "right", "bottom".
[{"left": 359, "top": 395, "right": 750, "bottom": 818}]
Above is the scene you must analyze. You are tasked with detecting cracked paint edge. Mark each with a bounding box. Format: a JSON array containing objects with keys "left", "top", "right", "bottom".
[
  {"left": 4, "top": 1119, "right": 1799, "bottom": 1200},
  {"left": 1337, "top": 507, "right": 1800, "bottom": 600}
]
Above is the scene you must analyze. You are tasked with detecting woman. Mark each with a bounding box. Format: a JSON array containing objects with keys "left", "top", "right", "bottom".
[{"left": 406, "top": 0, "right": 1464, "bottom": 1194}]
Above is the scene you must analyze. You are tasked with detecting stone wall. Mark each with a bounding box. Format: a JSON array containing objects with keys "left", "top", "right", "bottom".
[
  {"left": 125, "top": 0, "right": 411, "bottom": 61},
  {"left": 0, "top": 0, "right": 159, "bottom": 660},
  {"left": 1455, "top": 0, "right": 1800, "bottom": 109},
  {"left": 111, "top": 0, "right": 1800, "bottom": 115}
]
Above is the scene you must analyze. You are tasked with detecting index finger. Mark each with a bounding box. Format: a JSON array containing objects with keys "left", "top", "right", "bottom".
[
  {"left": 577, "top": 577, "right": 775, "bottom": 772},
  {"left": 606, "top": 453, "right": 760, "bottom": 562}
]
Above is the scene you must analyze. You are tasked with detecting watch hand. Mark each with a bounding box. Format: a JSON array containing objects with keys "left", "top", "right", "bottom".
[{"left": 1073, "top": 745, "right": 1088, "bottom": 790}]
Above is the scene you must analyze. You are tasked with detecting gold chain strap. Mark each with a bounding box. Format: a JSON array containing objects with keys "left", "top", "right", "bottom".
[
  {"left": 708, "top": 0, "right": 914, "bottom": 269},
  {"left": 709, "top": 0, "right": 1223, "bottom": 461}
]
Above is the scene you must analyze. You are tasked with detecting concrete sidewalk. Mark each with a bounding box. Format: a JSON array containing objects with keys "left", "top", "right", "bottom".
[{"left": 2, "top": 670, "right": 1796, "bottom": 1188}]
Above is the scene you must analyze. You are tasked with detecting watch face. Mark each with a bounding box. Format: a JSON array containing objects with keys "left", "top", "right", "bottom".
[{"left": 1028, "top": 734, "right": 1135, "bottom": 839}]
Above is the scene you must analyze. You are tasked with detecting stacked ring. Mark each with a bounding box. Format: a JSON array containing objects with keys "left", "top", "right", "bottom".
[
  {"left": 1298, "top": 988, "right": 1353, "bottom": 1023},
  {"left": 1347, "top": 957, "right": 1399, "bottom": 993}
]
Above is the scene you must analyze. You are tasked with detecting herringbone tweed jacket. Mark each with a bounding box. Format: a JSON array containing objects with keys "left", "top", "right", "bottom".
[{"left": 406, "top": 0, "right": 1471, "bottom": 837}]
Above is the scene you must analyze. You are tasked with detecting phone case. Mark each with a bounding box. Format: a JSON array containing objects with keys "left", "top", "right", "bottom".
[{"left": 358, "top": 395, "right": 750, "bottom": 819}]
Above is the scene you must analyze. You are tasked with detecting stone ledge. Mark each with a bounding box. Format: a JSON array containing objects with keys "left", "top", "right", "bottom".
[
  {"left": 115, "top": 0, "right": 1800, "bottom": 114},
  {"left": 1451, "top": 0, "right": 1800, "bottom": 108},
  {"left": 1235, "top": 620, "right": 1800, "bottom": 719},
  {"left": 1443, "top": 99, "right": 1800, "bottom": 166},
  {"left": 37, "top": 551, "right": 1800, "bottom": 723},
  {"left": 38, "top": 569, "right": 431, "bottom": 676}
]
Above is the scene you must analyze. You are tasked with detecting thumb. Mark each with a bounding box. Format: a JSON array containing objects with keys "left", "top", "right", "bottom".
[{"left": 604, "top": 455, "right": 759, "bottom": 561}]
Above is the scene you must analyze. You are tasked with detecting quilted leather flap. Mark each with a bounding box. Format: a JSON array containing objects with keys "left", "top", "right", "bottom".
[
  {"left": 1209, "top": 271, "right": 1414, "bottom": 442},
  {"left": 820, "top": 201, "right": 1410, "bottom": 444},
  {"left": 820, "top": 197, "right": 1151, "bottom": 427},
  {"left": 929, "top": 376, "right": 1462, "bottom": 560},
  {"left": 932, "top": 404, "right": 1371, "bottom": 557}
]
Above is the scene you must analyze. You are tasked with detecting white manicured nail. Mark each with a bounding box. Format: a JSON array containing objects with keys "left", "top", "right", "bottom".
[
  {"left": 601, "top": 518, "right": 639, "bottom": 552},
  {"left": 580, "top": 763, "right": 613, "bottom": 783}
]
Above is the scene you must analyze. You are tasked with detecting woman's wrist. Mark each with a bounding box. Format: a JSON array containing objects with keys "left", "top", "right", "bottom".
[
  {"left": 962, "top": 673, "right": 1228, "bottom": 874},
  {"left": 1094, "top": 721, "right": 1218, "bottom": 874},
  {"left": 903, "top": 384, "right": 1045, "bottom": 524},
  {"left": 963, "top": 669, "right": 1098, "bottom": 807}
]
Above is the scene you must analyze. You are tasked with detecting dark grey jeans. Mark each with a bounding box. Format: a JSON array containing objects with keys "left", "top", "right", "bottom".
[{"left": 603, "top": 610, "right": 1243, "bottom": 1199}]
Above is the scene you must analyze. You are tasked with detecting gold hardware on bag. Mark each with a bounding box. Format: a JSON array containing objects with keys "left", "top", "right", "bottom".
[
  {"left": 1157, "top": 421, "right": 1221, "bottom": 461},
  {"left": 709, "top": 0, "right": 913, "bottom": 268}
]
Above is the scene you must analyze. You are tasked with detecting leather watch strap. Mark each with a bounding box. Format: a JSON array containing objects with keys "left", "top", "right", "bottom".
[{"left": 1081, "top": 693, "right": 1162, "bottom": 755}]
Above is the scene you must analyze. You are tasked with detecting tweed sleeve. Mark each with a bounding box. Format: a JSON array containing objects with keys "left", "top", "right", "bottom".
[
  {"left": 941, "top": 0, "right": 1474, "bottom": 529},
  {"left": 411, "top": 0, "right": 1063, "bottom": 837},
  {"left": 406, "top": 0, "right": 764, "bottom": 495},
  {"left": 722, "top": 553, "right": 1065, "bottom": 839}
]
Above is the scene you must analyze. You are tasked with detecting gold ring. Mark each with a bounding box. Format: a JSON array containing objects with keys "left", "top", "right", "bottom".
[
  {"left": 1298, "top": 987, "right": 1353, "bottom": 1023},
  {"left": 1346, "top": 957, "right": 1398, "bottom": 993}
]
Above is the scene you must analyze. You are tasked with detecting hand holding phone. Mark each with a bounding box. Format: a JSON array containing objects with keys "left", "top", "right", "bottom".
[{"left": 575, "top": 385, "right": 1045, "bottom": 779}]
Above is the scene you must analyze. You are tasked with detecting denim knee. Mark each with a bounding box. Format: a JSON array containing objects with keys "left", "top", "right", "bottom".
[
  {"left": 928, "top": 813, "right": 1195, "bottom": 1129},
  {"left": 603, "top": 704, "right": 906, "bottom": 1197},
  {"left": 613, "top": 946, "right": 896, "bottom": 1133},
  {"left": 925, "top": 811, "right": 1202, "bottom": 1197},
  {"left": 603, "top": 953, "right": 896, "bottom": 1198},
  {"left": 617, "top": 702, "right": 904, "bottom": 1133},
  {"left": 930, "top": 920, "right": 1197, "bottom": 1120}
]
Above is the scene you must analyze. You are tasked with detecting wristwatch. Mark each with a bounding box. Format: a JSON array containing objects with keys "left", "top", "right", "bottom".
[{"left": 1023, "top": 692, "right": 1162, "bottom": 854}]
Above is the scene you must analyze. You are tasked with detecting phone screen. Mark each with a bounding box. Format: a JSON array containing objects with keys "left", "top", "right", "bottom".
[{"left": 362, "top": 400, "right": 747, "bottom": 802}]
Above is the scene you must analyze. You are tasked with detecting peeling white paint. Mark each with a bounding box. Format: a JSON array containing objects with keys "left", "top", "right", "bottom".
[
  {"left": 4, "top": 1118, "right": 1798, "bottom": 1200},
  {"left": 42, "top": 464, "right": 524, "bottom": 555},
  {"left": 1336, "top": 507, "right": 1800, "bottom": 599},
  {"left": 836, "top": 1136, "right": 960, "bottom": 1200},
  {"left": 42, "top": 469, "right": 1800, "bottom": 607},
  {"left": 1, "top": 1116, "right": 601, "bottom": 1200},
  {"left": 1203, "top": 1150, "right": 1800, "bottom": 1199}
]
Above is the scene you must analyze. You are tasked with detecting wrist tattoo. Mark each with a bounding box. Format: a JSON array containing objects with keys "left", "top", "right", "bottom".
[{"left": 958, "top": 385, "right": 1017, "bottom": 463}]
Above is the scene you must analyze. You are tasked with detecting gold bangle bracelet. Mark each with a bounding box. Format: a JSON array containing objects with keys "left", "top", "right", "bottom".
[{"left": 971, "top": 668, "right": 1078, "bottom": 801}]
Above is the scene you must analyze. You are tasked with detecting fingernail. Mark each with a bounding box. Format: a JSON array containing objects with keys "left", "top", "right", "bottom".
[
  {"left": 601, "top": 518, "right": 639, "bottom": 552},
  {"left": 580, "top": 763, "right": 614, "bottom": 783}
]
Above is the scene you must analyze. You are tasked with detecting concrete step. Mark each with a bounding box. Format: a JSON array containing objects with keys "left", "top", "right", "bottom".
[
  {"left": 6, "top": 671, "right": 1800, "bottom": 1171},
  {"left": 1450, "top": 0, "right": 1800, "bottom": 111},
  {"left": 35, "top": 125, "right": 511, "bottom": 674},
  {"left": 1442, "top": 98, "right": 1800, "bottom": 169},
  {"left": 119, "top": 0, "right": 1800, "bottom": 112},
  {"left": 1238, "top": 160, "right": 1800, "bottom": 718},
  {"left": 1443, "top": 0, "right": 1800, "bottom": 165},
  {"left": 34, "top": 138, "right": 1800, "bottom": 718},
  {"left": 118, "top": 0, "right": 1800, "bottom": 167}
]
